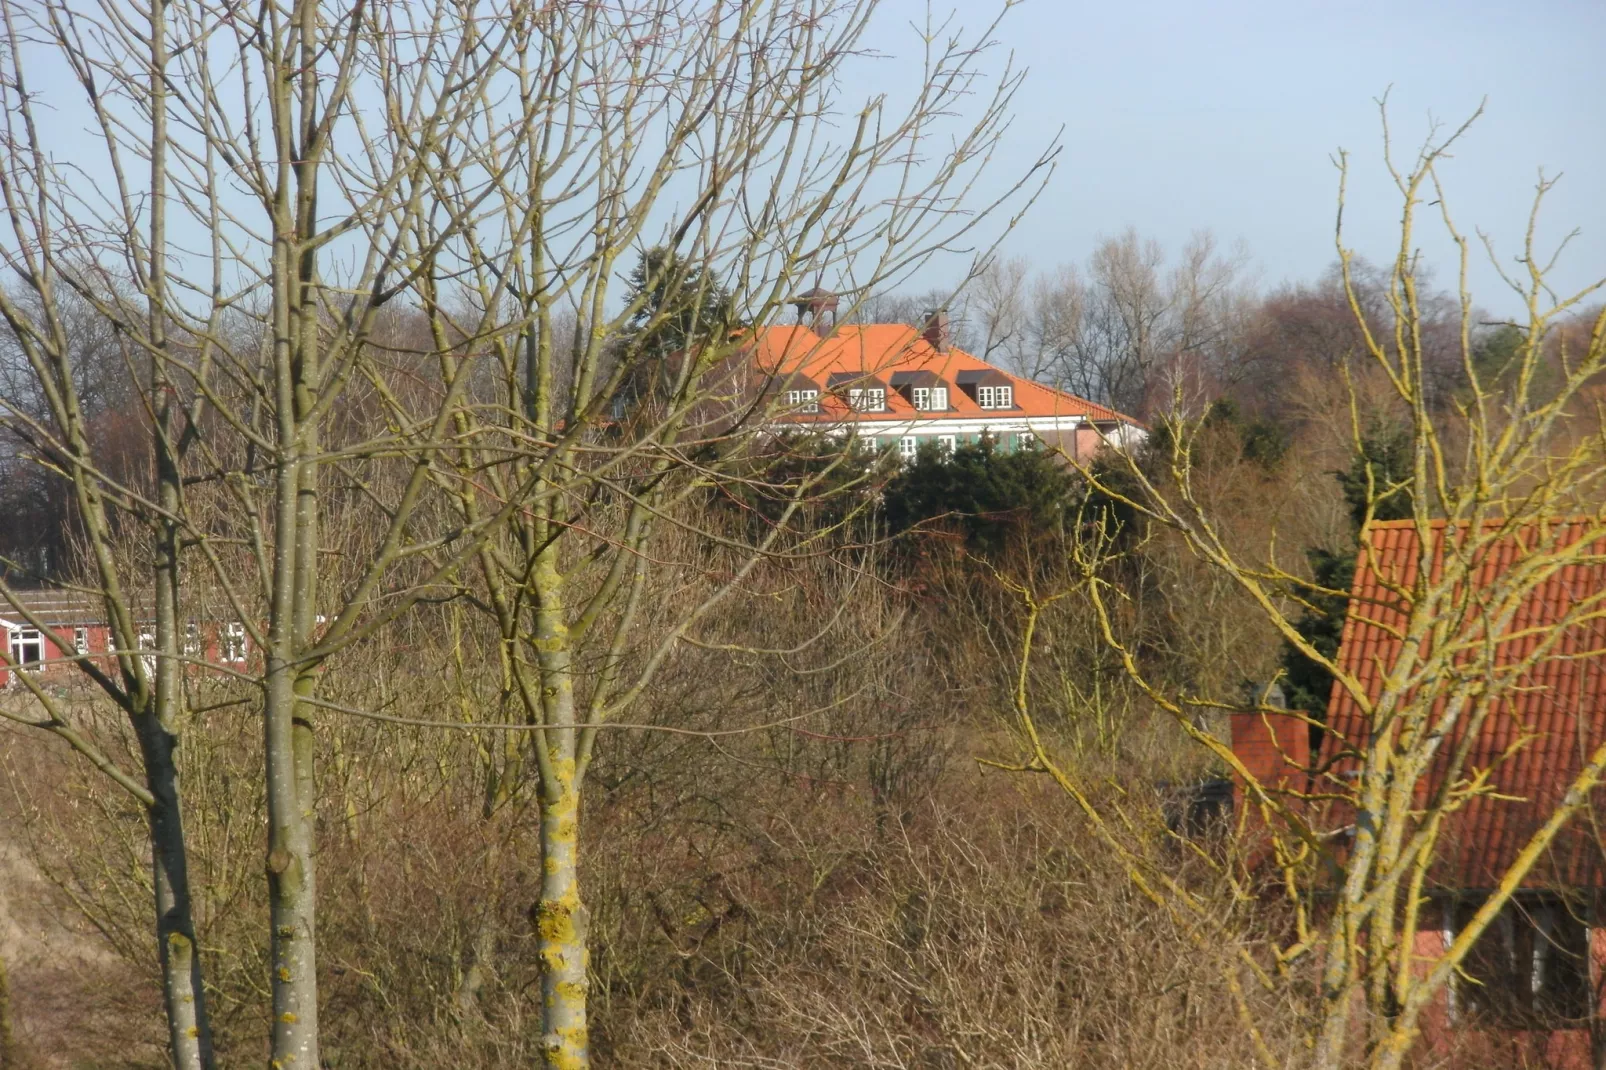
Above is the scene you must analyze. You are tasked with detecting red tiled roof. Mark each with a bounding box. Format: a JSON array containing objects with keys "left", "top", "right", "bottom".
[
  {"left": 1322, "top": 518, "right": 1606, "bottom": 889},
  {"left": 745, "top": 323, "right": 1135, "bottom": 425}
]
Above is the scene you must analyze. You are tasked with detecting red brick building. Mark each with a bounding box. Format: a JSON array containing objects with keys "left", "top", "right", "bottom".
[{"left": 1, "top": 586, "right": 251, "bottom": 688}]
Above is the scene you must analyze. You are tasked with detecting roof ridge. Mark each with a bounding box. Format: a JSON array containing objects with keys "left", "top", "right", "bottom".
[{"left": 1365, "top": 516, "right": 1602, "bottom": 532}]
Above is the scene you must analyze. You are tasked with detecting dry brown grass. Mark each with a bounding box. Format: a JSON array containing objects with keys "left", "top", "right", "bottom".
[
  {"left": 0, "top": 418, "right": 1361, "bottom": 1069},
  {"left": 0, "top": 554, "right": 1298, "bottom": 1069},
  {"left": 1, "top": 720, "right": 164, "bottom": 1069}
]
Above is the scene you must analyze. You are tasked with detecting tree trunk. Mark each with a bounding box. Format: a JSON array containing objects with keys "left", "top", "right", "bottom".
[
  {"left": 263, "top": 5, "right": 325, "bottom": 1047},
  {"left": 532, "top": 553, "right": 589, "bottom": 1069},
  {"left": 0, "top": 943, "right": 17, "bottom": 1070},
  {"left": 1591, "top": 938, "right": 1606, "bottom": 1070},
  {"left": 264, "top": 668, "right": 319, "bottom": 1069},
  {"left": 137, "top": 726, "right": 214, "bottom": 1070},
  {"left": 455, "top": 915, "right": 497, "bottom": 1018},
  {"left": 455, "top": 823, "right": 504, "bottom": 1019},
  {"left": 537, "top": 773, "right": 589, "bottom": 1070},
  {"left": 142, "top": 0, "right": 214, "bottom": 1061},
  {"left": 263, "top": 418, "right": 319, "bottom": 1067}
]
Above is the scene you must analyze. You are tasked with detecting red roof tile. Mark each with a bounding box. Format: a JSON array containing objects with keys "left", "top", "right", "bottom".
[
  {"left": 745, "top": 323, "right": 1136, "bottom": 426},
  {"left": 1322, "top": 519, "right": 1606, "bottom": 889}
]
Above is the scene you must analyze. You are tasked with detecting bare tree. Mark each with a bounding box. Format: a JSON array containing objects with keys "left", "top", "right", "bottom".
[
  {"left": 977, "top": 229, "right": 1253, "bottom": 416},
  {"left": 1035, "top": 104, "right": 1606, "bottom": 1069},
  {"left": 0, "top": 1, "right": 1048, "bottom": 1068},
  {"left": 966, "top": 254, "right": 1030, "bottom": 363},
  {"left": 394, "top": 6, "right": 1050, "bottom": 1065},
  {"left": 2, "top": 1, "right": 589, "bottom": 1066},
  {"left": 1233, "top": 258, "right": 1468, "bottom": 428}
]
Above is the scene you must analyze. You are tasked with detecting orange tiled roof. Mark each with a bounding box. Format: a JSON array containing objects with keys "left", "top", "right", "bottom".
[
  {"left": 745, "top": 323, "right": 1133, "bottom": 425},
  {"left": 1322, "top": 518, "right": 1606, "bottom": 889}
]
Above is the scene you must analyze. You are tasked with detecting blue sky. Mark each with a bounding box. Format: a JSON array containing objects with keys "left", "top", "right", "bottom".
[
  {"left": 16, "top": 0, "right": 1600, "bottom": 319},
  {"left": 868, "top": 0, "right": 1605, "bottom": 312}
]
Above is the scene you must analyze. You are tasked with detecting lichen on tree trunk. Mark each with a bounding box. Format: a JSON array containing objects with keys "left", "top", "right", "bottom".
[
  {"left": 530, "top": 548, "right": 591, "bottom": 1069},
  {"left": 537, "top": 775, "right": 590, "bottom": 1069}
]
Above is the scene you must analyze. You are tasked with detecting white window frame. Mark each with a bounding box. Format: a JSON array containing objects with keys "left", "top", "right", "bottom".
[
  {"left": 977, "top": 384, "right": 1014, "bottom": 410},
  {"left": 1441, "top": 912, "right": 1457, "bottom": 1023},
  {"left": 847, "top": 387, "right": 885, "bottom": 412},
  {"left": 898, "top": 436, "right": 918, "bottom": 459},
  {"left": 9, "top": 627, "right": 45, "bottom": 671},
  {"left": 785, "top": 389, "right": 820, "bottom": 413},
  {"left": 184, "top": 621, "right": 201, "bottom": 657},
  {"left": 937, "top": 434, "right": 957, "bottom": 453},
  {"left": 913, "top": 386, "right": 948, "bottom": 411},
  {"left": 138, "top": 630, "right": 157, "bottom": 678},
  {"left": 72, "top": 626, "right": 88, "bottom": 655},
  {"left": 223, "top": 622, "right": 248, "bottom": 663},
  {"left": 1017, "top": 431, "right": 1036, "bottom": 451}
]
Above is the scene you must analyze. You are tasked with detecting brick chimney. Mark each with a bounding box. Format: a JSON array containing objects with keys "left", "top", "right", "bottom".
[
  {"left": 922, "top": 308, "right": 950, "bottom": 352},
  {"left": 1229, "top": 707, "right": 1310, "bottom": 801}
]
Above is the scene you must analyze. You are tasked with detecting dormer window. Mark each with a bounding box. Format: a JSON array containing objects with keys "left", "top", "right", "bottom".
[
  {"left": 892, "top": 370, "right": 947, "bottom": 412},
  {"left": 828, "top": 372, "right": 887, "bottom": 413},
  {"left": 785, "top": 389, "right": 820, "bottom": 413},
  {"left": 977, "top": 384, "right": 1013, "bottom": 409},
  {"left": 955, "top": 368, "right": 1013, "bottom": 408},
  {"left": 847, "top": 387, "right": 885, "bottom": 412}
]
